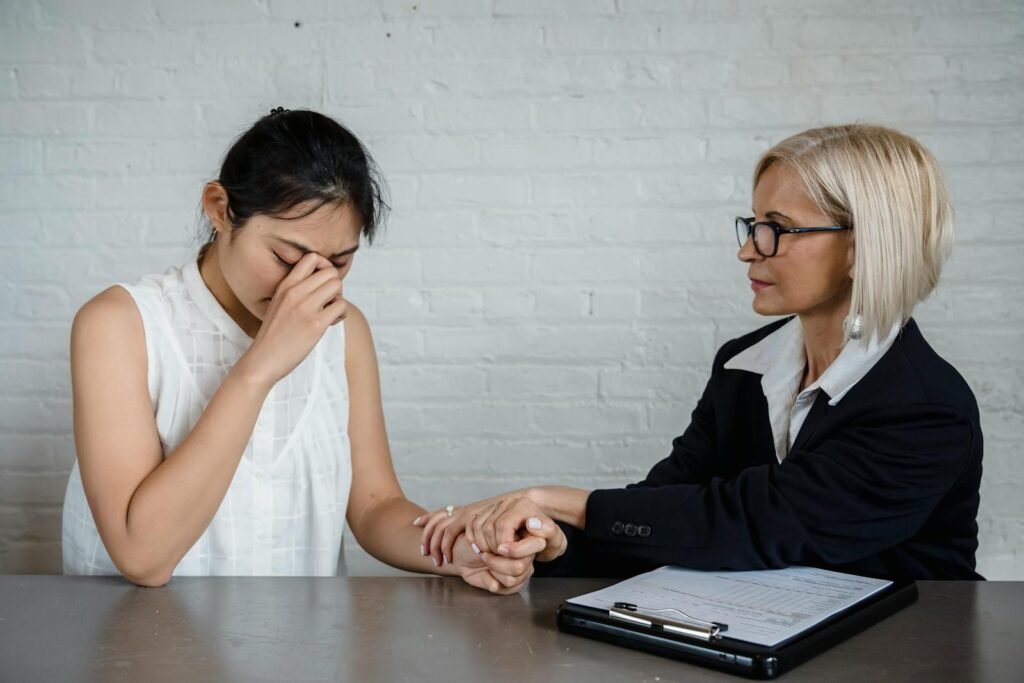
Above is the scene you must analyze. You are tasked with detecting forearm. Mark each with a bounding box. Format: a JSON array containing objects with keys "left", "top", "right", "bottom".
[
  {"left": 351, "top": 496, "right": 462, "bottom": 576},
  {"left": 528, "top": 486, "right": 591, "bottom": 529},
  {"left": 119, "top": 365, "right": 271, "bottom": 581}
]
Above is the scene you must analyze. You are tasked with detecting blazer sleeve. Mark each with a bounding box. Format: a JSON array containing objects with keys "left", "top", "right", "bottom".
[{"left": 575, "top": 402, "right": 976, "bottom": 571}]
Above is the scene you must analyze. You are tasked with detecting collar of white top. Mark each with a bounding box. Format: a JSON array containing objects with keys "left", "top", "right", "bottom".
[
  {"left": 182, "top": 257, "right": 253, "bottom": 347},
  {"left": 723, "top": 317, "right": 902, "bottom": 407}
]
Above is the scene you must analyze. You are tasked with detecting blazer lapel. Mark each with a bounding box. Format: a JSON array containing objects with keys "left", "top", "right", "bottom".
[
  {"left": 790, "top": 390, "right": 833, "bottom": 453},
  {"left": 754, "top": 391, "right": 779, "bottom": 465}
]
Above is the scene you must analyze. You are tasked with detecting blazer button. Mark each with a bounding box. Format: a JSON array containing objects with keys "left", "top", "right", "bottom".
[
  {"left": 611, "top": 521, "right": 625, "bottom": 535},
  {"left": 638, "top": 525, "right": 651, "bottom": 538},
  {"left": 624, "top": 523, "right": 638, "bottom": 537}
]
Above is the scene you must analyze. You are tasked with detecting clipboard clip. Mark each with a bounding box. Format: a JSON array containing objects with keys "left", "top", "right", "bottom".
[{"left": 610, "top": 602, "right": 729, "bottom": 641}]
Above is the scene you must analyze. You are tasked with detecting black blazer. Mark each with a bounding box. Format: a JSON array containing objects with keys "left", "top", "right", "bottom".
[{"left": 536, "top": 317, "right": 984, "bottom": 581}]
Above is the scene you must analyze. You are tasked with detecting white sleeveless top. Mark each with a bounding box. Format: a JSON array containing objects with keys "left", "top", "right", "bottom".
[{"left": 61, "top": 258, "right": 352, "bottom": 576}]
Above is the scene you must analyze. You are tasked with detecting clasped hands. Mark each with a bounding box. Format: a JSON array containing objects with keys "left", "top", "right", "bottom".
[{"left": 413, "top": 488, "right": 567, "bottom": 595}]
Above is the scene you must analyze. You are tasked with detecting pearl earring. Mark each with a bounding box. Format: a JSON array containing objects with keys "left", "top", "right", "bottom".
[{"left": 845, "top": 314, "right": 864, "bottom": 341}]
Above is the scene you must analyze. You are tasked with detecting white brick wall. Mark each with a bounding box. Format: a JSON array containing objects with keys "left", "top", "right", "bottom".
[{"left": 1, "top": 0, "right": 1022, "bottom": 579}]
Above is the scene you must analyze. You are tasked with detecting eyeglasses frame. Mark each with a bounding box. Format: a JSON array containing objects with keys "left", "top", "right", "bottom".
[{"left": 735, "top": 216, "right": 851, "bottom": 257}]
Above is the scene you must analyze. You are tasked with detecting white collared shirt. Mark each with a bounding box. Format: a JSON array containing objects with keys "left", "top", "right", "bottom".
[{"left": 723, "top": 317, "right": 901, "bottom": 463}]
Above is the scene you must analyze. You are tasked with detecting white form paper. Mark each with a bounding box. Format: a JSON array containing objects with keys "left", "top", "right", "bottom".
[{"left": 568, "top": 565, "right": 892, "bottom": 647}]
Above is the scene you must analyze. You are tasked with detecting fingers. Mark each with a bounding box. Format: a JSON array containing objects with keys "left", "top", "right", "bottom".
[
  {"left": 418, "top": 510, "right": 449, "bottom": 567},
  {"left": 431, "top": 510, "right": 473, "bottom": 567},
  {"left": 413, "top": 510, "right": 433, "bottom": 558},
  {"left": 311, "top": 275, "right": 343, "bottom": 309},
  {"left": 465, "top": 565, "right": 531, "bottom": 594},
  {"left": 497, "top": 534, "right": 546, "bottom": 559},
  {"left": 492, "top": 503, "right": 527, "bottom": 552},
  {"left": 320, "top": 295, "right": 349, "bottom": 327},
  {"left": 486, "top": 498, "right": 519, "bottom": 552},
  {"left": 288, "top": 265, "right": 341, "bottom": 304},
  {"left": 461, "top": 568, "right": 502, "bottom": 594},
  {"left": 484, "top": 559, "right": 534, "bottom": 592},
  {"left": 468, "top": 507, "right": 490, "bottom": 554},
  {"left": 524, "top": 516, "right": 568, "bottom": 563},
  {"left": 417, "top": 506, "right": 478, "bottom": 567},
  {"left": 524, "top": 515, "right": 557, "bottom": 540},
  {"left": 465, "top": 506, "right": 491, "bottom": 555},
  {"left": 472, "top": 499, "right": 541, "bottom": 557},
  {"left": 463, "top": 512, "right": 477, "bottom": 551},
  {"left": 479, "top": 551, "right": 533, "bottom": 577},
  {"left": 417, "top": 509, "right": 447, "bottom": 543},
  {"left": 439, "top": 521, "right": 463, "bottom": 567},
  {"left": 415, "top": 497, "right": 541, "bottom": 568},
  {"left": 470, "top": 502, "right": 503, "bottom": 554},
  {"left": 486, "top": 498, "right": 523, "bottom": 553},
  {"left": 428, "top": 516, "right": 451, "bottom": 566},
  {"left": 277, "top": 252, "right": 332, "bottom": 292}
]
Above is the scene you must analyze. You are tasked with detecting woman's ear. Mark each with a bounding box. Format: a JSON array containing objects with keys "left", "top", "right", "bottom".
[{"left": 201, "top": 182, "right": 231, "bottom": 238}]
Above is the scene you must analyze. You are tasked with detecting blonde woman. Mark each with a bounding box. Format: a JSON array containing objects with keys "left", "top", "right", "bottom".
[{"left": 419, "top": 124, "right": 984, "bottom": 582}]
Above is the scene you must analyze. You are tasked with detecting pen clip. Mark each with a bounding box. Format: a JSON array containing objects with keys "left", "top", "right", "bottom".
[{"left": 610, "top": 602, "right": 728, "bottom": 641}]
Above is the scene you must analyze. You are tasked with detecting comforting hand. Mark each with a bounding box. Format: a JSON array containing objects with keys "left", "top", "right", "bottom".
[
  {"left": 415, "top": 491, "right": 567, "bottom": 569},
  {"left": 415, "top": 495, "right": 504, "bottom": 568},
  {"left": 465, "top": 494, "right": 567, "bottom": 562},
  {"left": 449, "top": 533, "right": 538, "bottom": 595}
]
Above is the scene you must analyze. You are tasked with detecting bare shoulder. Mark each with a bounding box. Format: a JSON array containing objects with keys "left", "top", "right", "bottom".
[
  {"left": 341, "top": 301, "right": 378, "bottom": 370},
  {"left": 342, "top": 301, "right": 373, "bottom": 347},
  {"left": 71, "top": 286, "right": 145, "bottom": 362}
]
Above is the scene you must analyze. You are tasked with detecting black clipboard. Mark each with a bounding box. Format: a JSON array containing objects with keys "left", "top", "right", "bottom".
[{"left": 556, "top": 579, "right": 918, "bottom": 679}]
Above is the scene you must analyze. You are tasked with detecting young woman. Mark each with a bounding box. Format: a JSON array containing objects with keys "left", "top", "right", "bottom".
[
  {"left": 61, "top": 108, "right": 538, "bottom": 592},
  {"left": 419, "top": 123, "right": 984, "bottom": 582}
]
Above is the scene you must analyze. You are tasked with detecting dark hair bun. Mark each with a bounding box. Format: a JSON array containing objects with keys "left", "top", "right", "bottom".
[{"left": 208, "top": 108, "right": 388, "bottom": 246}]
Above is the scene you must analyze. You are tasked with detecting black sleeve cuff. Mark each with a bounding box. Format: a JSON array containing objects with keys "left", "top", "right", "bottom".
[
  {"left": 532, "top": 517, "right": 664, "bottom": 579},
  {"left": 584, "top": 488, "right": 660, "bottom": 546}
]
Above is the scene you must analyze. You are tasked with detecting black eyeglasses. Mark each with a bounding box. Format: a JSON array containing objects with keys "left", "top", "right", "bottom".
[{"left": 735, "top": 217, "right": 851, "bottom": 257}]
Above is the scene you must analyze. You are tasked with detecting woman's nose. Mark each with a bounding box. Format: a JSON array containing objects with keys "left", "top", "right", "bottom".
[{"left": 737, "top": 233, "right": 761, "bottom": 263}]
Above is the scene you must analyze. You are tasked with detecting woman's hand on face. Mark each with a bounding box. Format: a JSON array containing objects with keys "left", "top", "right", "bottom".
[
  {"left": 450, "top": 533, "right": 536, "bottom": 595},
  {"left": 237, "top": 252, "right": 347, "bottom": 387}
]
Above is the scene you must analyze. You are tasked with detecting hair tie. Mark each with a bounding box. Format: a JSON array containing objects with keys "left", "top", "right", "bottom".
[{"left": 269, "top": 106, "right": 289, "bottom": 117}]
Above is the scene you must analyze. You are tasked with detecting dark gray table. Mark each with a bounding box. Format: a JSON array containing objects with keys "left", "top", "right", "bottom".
[{"left": 0, "top": 576, "right": 1019, "bottom": 682}]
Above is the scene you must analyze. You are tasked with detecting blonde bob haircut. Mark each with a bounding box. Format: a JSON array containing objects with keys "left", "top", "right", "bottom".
[{"left": 753, "top": 124, "right": 953, "bottom": 343}]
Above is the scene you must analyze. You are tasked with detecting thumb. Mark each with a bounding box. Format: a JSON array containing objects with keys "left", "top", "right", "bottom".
[
  {"left": 500, "top": 516, "right": 557, "bottom": 558},
  {"left": 500, "top": 533, "right": 546, "bottom": 559},
  {"left": 526, "top": 516, "right": 559, "bottom": 539},
  {"left": 526, "top": 516, "right": 567, "bottom": 562}
]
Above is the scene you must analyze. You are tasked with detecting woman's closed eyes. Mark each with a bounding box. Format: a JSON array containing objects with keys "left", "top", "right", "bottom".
[{"left": 273, "top": 251, "right": 347, "bottom": 270}]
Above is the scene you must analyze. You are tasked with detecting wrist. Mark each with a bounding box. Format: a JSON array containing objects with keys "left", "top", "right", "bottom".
[
  {"left": 439, "top": 557, "right": 461, "bottom": 577},
  {"left": 446, "top": 534, "right": 475, "bottom": 576},
  {"left": 536, "top": 486, "right": 589, "bottom": 529},
  {"left": 524, "top": 486, "right": 550, "bottom": 513},
  {"left": 230, "top": 353, "right": 276, "bottom": 393}
]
